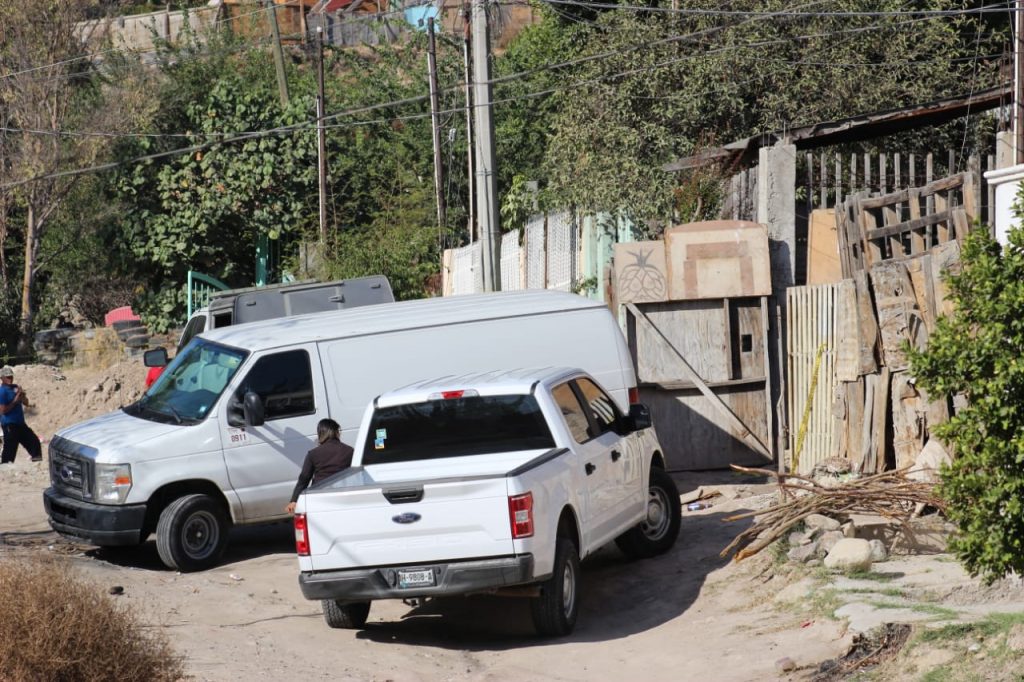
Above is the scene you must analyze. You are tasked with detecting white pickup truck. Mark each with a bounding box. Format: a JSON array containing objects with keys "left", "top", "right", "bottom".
[{"left": 294, "top": 367, "right": 681, "bottom": 637}]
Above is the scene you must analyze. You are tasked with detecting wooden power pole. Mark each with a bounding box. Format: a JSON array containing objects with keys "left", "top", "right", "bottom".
[
  {"left": 265, "top": 0, "right": 290, "bottom": 107},
  {"left": 462, "top": 2, "right": 476, "bottom": 242},
  {"left": 316, "top": 25, "right": 328, "bottom": 244},
  {"left": 470, "top": 0, "right": 500, "bottom": 291},
  {"left": 426, "top": 18, "right": 447, "bottom": 234},
  {"left": 1016, "top": 0, "right": 1024, "bottom": 164}
]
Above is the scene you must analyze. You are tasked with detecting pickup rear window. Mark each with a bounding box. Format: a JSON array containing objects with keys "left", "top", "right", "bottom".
[{"left": 362, "top": 394, "right": 555, "bottom": 464}]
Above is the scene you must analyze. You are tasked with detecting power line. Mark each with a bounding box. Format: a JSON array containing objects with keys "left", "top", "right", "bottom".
[
  {"left": 0, "top": 4, "right": 1004, "bottom": 189},
  {"left": 533, "top": 0, "right": 1015, "bottom": 18}
]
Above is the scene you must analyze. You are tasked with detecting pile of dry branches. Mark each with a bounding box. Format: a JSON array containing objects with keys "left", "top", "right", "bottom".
[{"left": 721, "top": 465, "right": 946, "bottom": 562}]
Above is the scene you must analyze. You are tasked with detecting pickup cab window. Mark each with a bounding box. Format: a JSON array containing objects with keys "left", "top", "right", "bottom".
[
  {"left": 234, "top": 349, "right": 315, "bottom": 421},
  {"left": 552, "top": 383, "right": 590, "bottom": 444},
  {"left": 362, "top": 394, "right": 554, "bottom": 464},
  {"left": 125, "top": 339, "right": 246, "bottom": 424},
  {"left": 575, "top": 378, "right": 621, "bottom": 437},
  {"left": 177, "top": 313, "right": 207, "bottom": 353}
]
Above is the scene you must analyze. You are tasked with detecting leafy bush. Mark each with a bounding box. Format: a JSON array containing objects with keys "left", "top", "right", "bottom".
[
  {"left": 909, "top": 219, "right": 1024, "bottom": 584},
  {"left": 0, "top": 557, "right": 183, "bottom": 681}
]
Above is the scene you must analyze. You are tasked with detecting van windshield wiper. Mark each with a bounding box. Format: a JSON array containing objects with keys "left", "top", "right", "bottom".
[{"left": 163, "top": 404, "right": 184, "bottom": 424}]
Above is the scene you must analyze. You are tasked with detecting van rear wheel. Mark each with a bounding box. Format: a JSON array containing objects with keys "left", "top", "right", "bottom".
[
  {"left": 322, "top": 600, "right": 371, "bottom": 629},
  {"left": 155, "top": 494, "right": 230, "bottom": 572}
]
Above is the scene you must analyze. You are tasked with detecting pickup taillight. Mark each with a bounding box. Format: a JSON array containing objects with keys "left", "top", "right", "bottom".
[
  {"left": 294, "top": 513, "right": 310, "bottom": 556},
  {"left": 508, "top": 492, "right": 534, "bottom": 539}
]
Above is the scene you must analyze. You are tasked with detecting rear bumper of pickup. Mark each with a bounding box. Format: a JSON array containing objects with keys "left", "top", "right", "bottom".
[{"left": 299, "top": 554, "right": 536, "bottom": 602}]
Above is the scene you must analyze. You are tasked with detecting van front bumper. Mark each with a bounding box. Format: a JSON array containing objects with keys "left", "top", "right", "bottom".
[
  {"left": 299, "top": 554, "right": 536, "bottom": 602},
  {"left": 43, "top": 487, "right": 147, "bottom": 546}
]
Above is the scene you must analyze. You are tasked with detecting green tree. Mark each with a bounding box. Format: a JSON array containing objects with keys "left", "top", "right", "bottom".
[{"left": 910, "top": 214, "right": 1024, "bottom": 583}]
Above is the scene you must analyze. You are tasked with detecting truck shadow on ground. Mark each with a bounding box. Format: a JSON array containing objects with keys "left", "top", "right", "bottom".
[
  {"left": 88, "top": 521, "right": 296, "bottom": 570},
  {"left": 354, "top": 491, "right": 754, "bottom": 648}
]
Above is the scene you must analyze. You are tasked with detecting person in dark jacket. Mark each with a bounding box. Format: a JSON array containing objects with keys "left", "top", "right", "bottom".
[{"left": 285, "top": 418, "right": 353, "bottom": 514}]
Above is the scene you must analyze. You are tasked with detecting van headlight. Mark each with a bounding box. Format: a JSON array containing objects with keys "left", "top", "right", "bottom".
[{"left": 94, "top": 463, "right": 132, "bottom": 504}]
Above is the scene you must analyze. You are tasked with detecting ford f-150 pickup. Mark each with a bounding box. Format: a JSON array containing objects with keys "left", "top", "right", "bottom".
[{"left": 294, "top": 367, "right": 681, "bottom": 637}]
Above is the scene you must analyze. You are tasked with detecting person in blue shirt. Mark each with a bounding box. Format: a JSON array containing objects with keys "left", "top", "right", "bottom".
[{"left": 0, "top": 365, "right": 42, "bottom": 464}]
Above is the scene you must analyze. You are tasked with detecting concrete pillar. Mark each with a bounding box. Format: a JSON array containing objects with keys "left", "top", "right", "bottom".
[
  {"left": 997, "top": 130, "right": 1015, "bottom": 170},
  {"left": 755, "top": 139, "right": 797, "bottom": 468},
  {"left": 757, "top": 139, "right": 797, "bottom": 292}
]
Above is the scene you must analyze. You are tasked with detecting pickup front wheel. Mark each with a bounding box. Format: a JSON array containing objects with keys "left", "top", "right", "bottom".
[
  {"left": 322, "top": 600, "right": 371, "bottom": 629},
  {"left": 531, "top": 536, "right": 580, "bottom": 637},
  {"left": 614, "top": 466, "right": 681, "bottom": 559},
  {"left": 155, "top": 494, "right": 230, "bottom": 572}
]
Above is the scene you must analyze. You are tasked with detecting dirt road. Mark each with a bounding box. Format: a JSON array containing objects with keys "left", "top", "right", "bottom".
[{"left": 0, "top": 361, "right": 854, "bottom": 681}]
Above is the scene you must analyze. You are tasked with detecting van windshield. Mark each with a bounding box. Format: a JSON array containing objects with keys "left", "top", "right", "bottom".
[
  {"left": 362, "top": 394, "right": 555, "bottom": 465},
  {"left": 125, "top": 339, "right": 247, "bottom": 425}
]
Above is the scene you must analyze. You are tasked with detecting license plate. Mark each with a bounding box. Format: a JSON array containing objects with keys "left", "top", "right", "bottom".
[{"left": 398, "top": 568, "right": 435, "bottom": 588}]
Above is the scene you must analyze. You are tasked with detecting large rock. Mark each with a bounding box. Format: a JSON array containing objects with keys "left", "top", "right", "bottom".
[
  {"left": 823, "top": 539, "right": 873, "bottom": 572},
  {"left": 805, "top": 513, "right": 842, "bottom": 532},
  {"left": 788, "top": 542, "right": 820, "bottom": 563},
  {"left": 818, "top": 530, "right": 846, "bottom": 555},
  {"left": 868, "top": 539, "right": 888, "bottom": 562}
]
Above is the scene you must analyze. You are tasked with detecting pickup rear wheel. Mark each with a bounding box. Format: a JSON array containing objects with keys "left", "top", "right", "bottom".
[
  {"left": 322, "top": 600, "right": 371, "bottom": 629},
  {"left": 530, "top": 536, "right": 580, "bottom": 637},
  {"left": 614, "top": 466, "right": 681, "bottom": 559},
  {"left": 155, "top": 494, "right": 230, "bottom": 572}
]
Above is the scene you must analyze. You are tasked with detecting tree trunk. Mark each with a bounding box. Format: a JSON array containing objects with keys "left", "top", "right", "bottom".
[{"left": 18, "top": 202, "right": 37, "bottom": 357}]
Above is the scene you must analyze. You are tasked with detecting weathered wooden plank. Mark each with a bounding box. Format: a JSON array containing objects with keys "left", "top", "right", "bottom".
[
  {"left": 930, "top": 239, "right": 962, "bottom": 318},
  {"left": 846, "top": 377, "right": 865, "bottom": 472},
  {"left": 870, "top": 261, "right": 924, "bottom": 371},
  {"left": 807, "top": 209, "right": 842, "bottom": 284},
  {"left": 735, "top": 300, "right": 765, "bottom": 380},
  {"left": 891, "top": 371, "right": 924, "bottom": 470},
  {"left": 835, "top": 279, "right": 860, "bottom": 382},
  {"left": 860, "top": 373, "right": 877, "bottom": 473},
  {"left": 627, "top": 302, "right": 772, "bottom": 459},
  {"left": 872, "top": 367, "right": 891, "bottom": 473},
  {"left": 905, "top": 254, "right": 937, "bottom": 333},
  {"left": 866, "top": 211, "right": 952, "bottom": 240},
  {"left": 854, "top": 270, "right": 879, "bottom": 375}
]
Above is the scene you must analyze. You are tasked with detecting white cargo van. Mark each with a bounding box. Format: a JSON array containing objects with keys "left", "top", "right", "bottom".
[{"left": 43, "top": 291, "right": 657, "bottom": 572}]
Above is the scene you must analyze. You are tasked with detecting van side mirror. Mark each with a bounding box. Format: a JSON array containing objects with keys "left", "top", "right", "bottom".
[
  {"left": 243, "top": 391, "right": 265, "bottom": 427},
  {"left": 625, "top": 403, "right": 652, "bottom": 432},
  {"left": 144, "top": 347, "right": 168, "bottom": 368}
]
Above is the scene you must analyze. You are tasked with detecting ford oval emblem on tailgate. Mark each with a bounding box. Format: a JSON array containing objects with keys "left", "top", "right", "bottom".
[{"left": 392, "top": 512, "right": 421, "bottom": 524}]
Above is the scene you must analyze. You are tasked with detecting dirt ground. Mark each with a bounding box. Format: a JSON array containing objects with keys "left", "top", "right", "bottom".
[{"left": 1, "top": 361, "right": 1023, "bottom": 681}]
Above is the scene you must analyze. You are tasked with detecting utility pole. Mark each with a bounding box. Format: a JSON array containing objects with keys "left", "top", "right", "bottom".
[
  {"left": 462, "top": 3, "right": 476, "bottom": 242},
  {"left": 1016, "top": 0, "right": 1024, "bottom": 164},
  {"left": 426, "top": 18, "right": 447, "bottom": 234},
  {"left": 470, "top": 0, "right": 501, "bottom": 291},
  {"left": 265, "top": 0, "right": 290, "bottom": 107},
  {"left": 316, "top": 25, "right": 328, "bottom": 244}
]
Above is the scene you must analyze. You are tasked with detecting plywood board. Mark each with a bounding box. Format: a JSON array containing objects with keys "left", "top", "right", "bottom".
[
  {"left": 732, "top": 300, "right": 766, "bottom": 380},
  {"left": 613, "top": 241, "right": 669, "bottom": 304},
  {"left": 641, "top": 386, "right": 770, "bottom": 470},
  {"left": 633, "top": 301, "right": 729, "bottom": 383},
  {"left": 846, "top": 378, "right": 866, "bottom": 472},
  {"left": 664, "top": 220, "right": 772, "bottom": 300},
  {"left": 807, "top": 209, "right": 842, "bottom": 285}
]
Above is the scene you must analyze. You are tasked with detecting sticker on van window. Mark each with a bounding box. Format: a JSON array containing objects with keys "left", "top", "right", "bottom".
[
  {"left": 374, "top": 428, "right": 387, "bottom": 449},
  {"left": 376, "top": 428, "right": 387, "bottom": 439}
]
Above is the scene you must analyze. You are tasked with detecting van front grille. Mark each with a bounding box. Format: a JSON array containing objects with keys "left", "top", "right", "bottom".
[{"left": 49, "top": 436, "right": 92, "bottom": 501}]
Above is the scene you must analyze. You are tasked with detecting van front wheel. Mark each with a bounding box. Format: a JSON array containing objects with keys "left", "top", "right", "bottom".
[{"left": 155, "top": 494, "right": 230, "bottom": 572}]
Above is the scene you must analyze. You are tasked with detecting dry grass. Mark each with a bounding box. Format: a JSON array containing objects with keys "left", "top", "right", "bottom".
[{"left": 0, "top": 557, "right": 183, "bottom": 682}]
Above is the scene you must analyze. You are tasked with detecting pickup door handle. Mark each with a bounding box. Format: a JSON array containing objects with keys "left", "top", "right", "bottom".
[
  {"left": 383, "top": 487, "right": 424, "bottom": 504},
  {"left": 585, "top": 463, "right": 596, "bottom": 476},
  {"left": 610, "top": 449, "right": 621, "bottom": 462}
]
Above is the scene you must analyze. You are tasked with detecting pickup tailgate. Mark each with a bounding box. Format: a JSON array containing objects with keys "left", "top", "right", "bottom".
[{"left": 303, "top": 452, "right": 540, "bottom": 572}]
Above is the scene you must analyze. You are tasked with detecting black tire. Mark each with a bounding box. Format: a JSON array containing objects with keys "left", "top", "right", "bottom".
[
  {"left": 530, "top": 535, "right": 580, "bottom": 637},
  {"left": 155, "top": 494, "right": 230, "bottom": 572},
  {"left": 614, "top": 466, "right": 681, "bottom": 559},
  {"left": 322, "top": 600, "right": 371, "bottom": 629}
]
